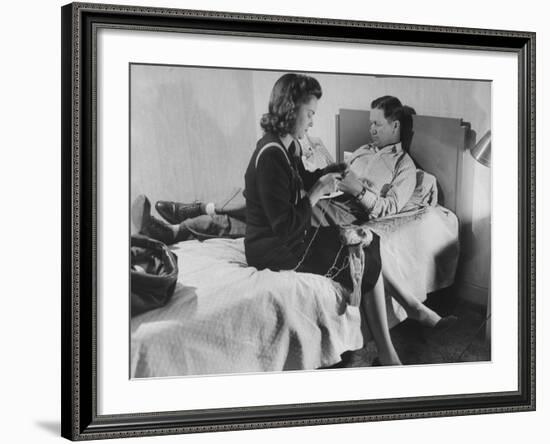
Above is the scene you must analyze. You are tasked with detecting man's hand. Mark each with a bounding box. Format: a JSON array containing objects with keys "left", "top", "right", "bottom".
[{"left": 337, "top": 169, "right": 363, "bottom": 196}]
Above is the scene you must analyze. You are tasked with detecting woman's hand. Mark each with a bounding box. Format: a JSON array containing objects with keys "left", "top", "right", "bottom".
[
  {"left": 308, "top": 172, "right": 342, "bottom": 206},
  {"left": 337, "top": 169, "right": 364, "bottom": 196}
]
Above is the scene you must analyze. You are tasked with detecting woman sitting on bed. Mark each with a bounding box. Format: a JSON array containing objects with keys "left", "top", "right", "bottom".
[
  {"left": 145, "top": 95, "right": 456, "bottom": 331},
  {"left": 242, "top": 73, "right": 402, "bottom": 366},
  {"left": 134, "top": 74, "right": 402, "bottom": 365}
]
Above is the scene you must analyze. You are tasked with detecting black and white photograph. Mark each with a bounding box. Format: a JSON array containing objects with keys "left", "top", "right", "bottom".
[{"left": 129, "top": 65, "right": 492, "bottom": 378}]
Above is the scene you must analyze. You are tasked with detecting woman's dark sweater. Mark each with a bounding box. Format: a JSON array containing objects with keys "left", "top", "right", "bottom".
[{"left": 243, "top": 133, "right": 321, "bottom": 271}]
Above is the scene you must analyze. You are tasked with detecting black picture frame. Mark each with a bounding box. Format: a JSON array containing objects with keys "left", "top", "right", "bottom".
[{"left": 61, "top": 2, "right": 536, "bottom": 440}]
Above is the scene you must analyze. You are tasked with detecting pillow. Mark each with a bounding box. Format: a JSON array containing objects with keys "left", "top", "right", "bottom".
[{"left": 401, "top": 169, "right": 438, "bottom": 212}]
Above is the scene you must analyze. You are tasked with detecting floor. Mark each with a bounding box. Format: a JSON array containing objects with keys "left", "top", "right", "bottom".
[{"left": 334, "top": 289, "right": 491, "bottom": 368}]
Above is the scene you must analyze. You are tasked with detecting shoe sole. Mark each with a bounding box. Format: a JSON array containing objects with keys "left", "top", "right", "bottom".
[{"left": 131, "top": 195, "right": 151, "bottom": 233}]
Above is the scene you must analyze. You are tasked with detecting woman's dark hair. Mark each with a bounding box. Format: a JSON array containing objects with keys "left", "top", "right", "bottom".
[
  {"left": 371, "top": 95, "right": 416, "bottom": 152},
  {"left": 260, "top": 73, "right": 322, "bottom": 136}
]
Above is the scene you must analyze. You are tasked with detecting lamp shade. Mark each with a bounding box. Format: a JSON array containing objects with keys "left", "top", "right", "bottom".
[{"left": 471, "top": 130, "right": 491, "bottom": 167}]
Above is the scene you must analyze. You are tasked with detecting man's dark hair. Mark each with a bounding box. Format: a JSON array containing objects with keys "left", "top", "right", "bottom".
[{"left": 371, "top": 95, "right": 416, "bottom": 151}]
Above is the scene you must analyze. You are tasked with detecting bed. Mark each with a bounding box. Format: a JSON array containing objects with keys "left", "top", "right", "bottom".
[{"left": 131, "top": 111, "right": 471, "bottom": 378}]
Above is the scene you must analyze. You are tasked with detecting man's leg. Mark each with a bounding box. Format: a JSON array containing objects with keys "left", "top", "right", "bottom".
[
  {"left": 156, "top": 189, "right": 247, "bottom": 224},
  {"left": 183, "top": 214, "right": 246, "bottom": 239},
  {"left": 216, "top": 203, "right": 246, "bottom": 223}
]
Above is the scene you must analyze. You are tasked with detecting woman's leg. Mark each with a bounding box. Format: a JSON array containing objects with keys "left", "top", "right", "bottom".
[
  {"left": 362, "top": 274, "right": 401, "bottom": 366},
  {"left": 384, "top": 277, "right": 441, "bottom": 327}
]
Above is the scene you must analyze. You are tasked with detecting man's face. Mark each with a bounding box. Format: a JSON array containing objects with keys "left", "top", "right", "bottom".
[{"left": 369, "top": 108, "right": 400, "bottom": 148}]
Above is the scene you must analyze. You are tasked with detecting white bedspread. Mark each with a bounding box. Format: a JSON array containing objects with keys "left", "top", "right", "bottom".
[
  {"left": 131, "top": 238, "right": 362, "bottom": 377},
  {"left": 367, "top": 205, "right": 459, "bottom": 325},
  {"left": 131, "top": 205, "right": 458, "bottom": 378}
]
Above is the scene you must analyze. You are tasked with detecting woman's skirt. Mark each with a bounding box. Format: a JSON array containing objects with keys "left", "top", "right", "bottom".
[{"left": 297, "top": 225, "right": 382, "bottom": 295}]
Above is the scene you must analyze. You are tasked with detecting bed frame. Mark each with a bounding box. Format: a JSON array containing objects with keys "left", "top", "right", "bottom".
[{"left": 335, "top": 109, "right": 475, "bottom": 221}]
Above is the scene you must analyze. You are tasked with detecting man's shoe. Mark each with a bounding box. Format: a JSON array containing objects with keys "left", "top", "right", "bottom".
[
  {"left": 156, "top": 201, "right": 204, "bottom": 224},
  {"left": 132, "top": 195, "right": 176, "bottom": 245}
]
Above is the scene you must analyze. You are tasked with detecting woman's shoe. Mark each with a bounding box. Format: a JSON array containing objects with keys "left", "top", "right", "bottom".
[
  {"left": 423, "top": 315, "right": 459, "bottom": 341},
  {"left": 433, "top": 315, "right": 459, "bottom": 332}
]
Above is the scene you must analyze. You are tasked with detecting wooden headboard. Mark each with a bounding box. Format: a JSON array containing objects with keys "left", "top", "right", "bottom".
[{"left": 335, "top": 109, "right": 473, "bottom": 218}]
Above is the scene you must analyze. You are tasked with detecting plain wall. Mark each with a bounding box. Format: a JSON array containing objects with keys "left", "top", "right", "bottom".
[{"left": 131, "top": 65, "right": 257, "bottom": 206}]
